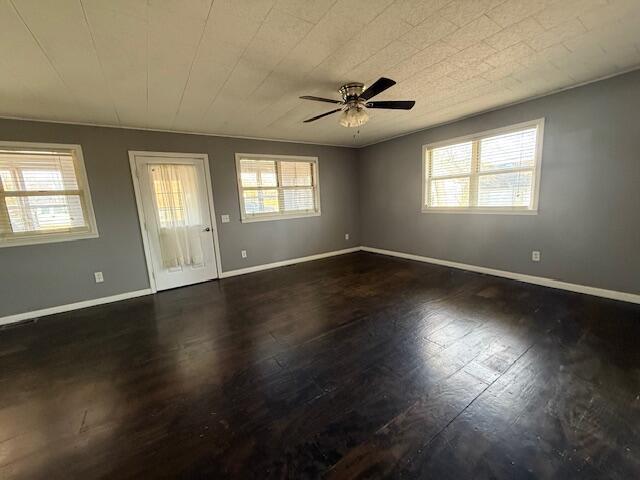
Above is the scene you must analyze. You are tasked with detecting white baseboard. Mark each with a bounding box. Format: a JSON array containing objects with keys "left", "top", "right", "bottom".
[
  {"left": 3, "top": 246, "right": 636, "bottom": 328},
  {"left": 362, "top": 246, "right": 640, "bottom": 305},
  {"left": 219, "top": 247, "right": 362, "bottom": 278},
  {"left": 0, "top": 248, "right": 360, "bottom": 327},
  {"left": 0, "top": 289, "right": 153, "bottom": 327}
]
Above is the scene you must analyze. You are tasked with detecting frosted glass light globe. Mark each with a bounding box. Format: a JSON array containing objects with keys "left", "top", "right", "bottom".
[{"left": 339, "top": 106, "right": 369, "bottom": 128}]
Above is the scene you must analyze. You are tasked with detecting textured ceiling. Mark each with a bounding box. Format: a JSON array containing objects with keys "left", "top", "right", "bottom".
[{"left": 1, "top": 0, "right": 639, "bottom": 147}]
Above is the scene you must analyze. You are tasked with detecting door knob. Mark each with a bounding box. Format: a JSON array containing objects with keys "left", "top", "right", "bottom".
[{"left": 203, "top": 227, "right": 211, "bottom": 232}]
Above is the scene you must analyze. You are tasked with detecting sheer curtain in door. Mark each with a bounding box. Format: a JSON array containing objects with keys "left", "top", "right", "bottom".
[{"left": 149, "top": 164, "right": 204, "bottom": 268}]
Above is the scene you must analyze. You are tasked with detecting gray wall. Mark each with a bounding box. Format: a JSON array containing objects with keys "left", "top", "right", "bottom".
[
  {"left": 2, "top": 69, "right": 639, "bottom": 318},
  {"left": 358, "top": 69, "right": 640, "bottom": 295},
  {"left": 0, "top": 120, "right": 360, "bottom": 317}
]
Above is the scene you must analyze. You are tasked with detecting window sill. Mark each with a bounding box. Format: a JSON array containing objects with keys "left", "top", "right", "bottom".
[
  {"left": 0, "top": 231, "right": 99, "bottom": 248},
  {"left": 422, "top": 207, "right": 538, "bottom": 215},
  {"left": 240, "top": 212, "right": 321, "bottom": 223}
]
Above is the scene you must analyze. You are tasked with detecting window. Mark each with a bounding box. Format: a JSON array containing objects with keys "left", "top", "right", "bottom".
[
  {"left": 235, "top": 153, "right": 320, "bottom": 222},
  {"left": 0, "top": 142, "right": 98, "bottom": 247},
  {"left": 423, "top": 119, "right": 544, "bottom": 214}
]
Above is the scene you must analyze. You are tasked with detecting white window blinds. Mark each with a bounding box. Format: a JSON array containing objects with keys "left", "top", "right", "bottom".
[
  {"left": 0, "top": 143, "right": 98, "bottom": 246},
  {"left": 424, "top": 119, "right": 543, "bottom": 213},
  {"left": 236, "top": 154, "right": 320, "bottom": 222}
]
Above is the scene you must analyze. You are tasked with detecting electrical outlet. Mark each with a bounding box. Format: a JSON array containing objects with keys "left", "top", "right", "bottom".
[
  {"left": 94, "top": 271, "right": 104, "bottom": 283},
  {"left": 221, "top": 214, "right": 230, "bottom": 223},
  {"left": 531, "top": 251, "right": 541, "bottom": 262},
  {"left": 345, "top": 233, "right": 350, "bottom": 240},
  {"left": 241, "top": 250, "right": 247, "bottom": 259}
]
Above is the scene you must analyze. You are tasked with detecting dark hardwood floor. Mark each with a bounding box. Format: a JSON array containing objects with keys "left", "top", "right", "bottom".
[{"left": 1, "top": 252, "right": 639, "bottom": 479}]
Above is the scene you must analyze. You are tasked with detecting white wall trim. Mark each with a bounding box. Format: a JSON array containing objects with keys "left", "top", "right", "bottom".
[
  {"left": 0, "top": 289, "right": 152, "bottom": 327},
  {"left": 1, "top": 68, "right": 638, "bottom": 150},
  {"left": 220, "top": 247, "right": 361, "bottom": 278},
  {"left": 359, "top": 65, "right": 640, "bottom": 148},
  {"left": 421, "top": 118, "right": 544, "bottom": 215},
  {"left": 0, "top": 141, "right": 100, "bottom": 248},
  {"left": 4, "top": 245, "right": 636, "bottom": 328},
  {"left": 0, "top": 248, "right": 359, "bottom": 327},
  {"left": 0, "top": 115, "right": 355, "bottom": 148},
  {"left": 361, "top": 247, "right": 640, "bottom": 304},
  {"left": 234, "top": 153, "right": 322, "bottom": 223},
  {"left": 128, "top": 150, "right": 224, "bottom": 293}
]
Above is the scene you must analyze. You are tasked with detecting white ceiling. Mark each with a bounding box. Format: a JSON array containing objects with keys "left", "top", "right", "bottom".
[{"left": 1, "top": 0, "right": 639, "bottom": 147}]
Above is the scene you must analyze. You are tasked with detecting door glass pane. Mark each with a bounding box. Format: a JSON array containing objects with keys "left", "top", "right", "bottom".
[
  {"left": 478, "top": 171, "right": 532, "bottom": 207},
  {"left": 429, "top": 177, "right": 470, "bottom": 207},
  {"left": 150, "top": 165, "right": 202, "bottom": 228},
  {"left": 149, "top": 164, "right": 204, "bottom": 268}
]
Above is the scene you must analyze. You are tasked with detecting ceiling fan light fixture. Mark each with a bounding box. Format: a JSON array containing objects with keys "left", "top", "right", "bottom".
[
  {"left": 339, "top": 105, "right": 369, "bottom": 128},
  {"left": 300, "top": 77, "right": 414, "bottom": 125}
]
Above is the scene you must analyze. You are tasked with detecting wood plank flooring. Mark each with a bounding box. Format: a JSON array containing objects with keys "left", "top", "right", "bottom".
[{"left": 0, "top": 252, "right": 638, "bottom": 479}]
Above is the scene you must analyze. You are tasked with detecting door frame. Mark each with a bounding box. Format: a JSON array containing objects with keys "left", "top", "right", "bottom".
[{"left": 128, "top": 150, "right": 223, "bottom": 293}]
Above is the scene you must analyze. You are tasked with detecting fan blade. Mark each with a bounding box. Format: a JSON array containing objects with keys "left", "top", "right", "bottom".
[
  {"left": 359, "top": 77, "right": 396, "bottom": 101},
  {"left": 300, "top": 95, "right": 342, "bottom": 104},
  {"left": 303, "top": 108, "right": 342, "bottom": 123},
  {"left": 366, "top": 100, "right": 415, "bottom": 110}
]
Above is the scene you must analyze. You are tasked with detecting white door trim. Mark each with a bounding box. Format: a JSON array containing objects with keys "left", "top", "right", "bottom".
[{"left": 128, "top": 150, "right": 223, "bottom": 293}]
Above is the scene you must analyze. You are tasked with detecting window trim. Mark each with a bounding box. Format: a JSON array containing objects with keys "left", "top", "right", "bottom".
[
  {"left": 0, "top": 141, "right": 99, "bottom": 248},
  {"left": 235, "top": 153, "right": 321, "bottom": 223},
  {"left": 422, "top": 118, "right": 545, "bottom": 215}
]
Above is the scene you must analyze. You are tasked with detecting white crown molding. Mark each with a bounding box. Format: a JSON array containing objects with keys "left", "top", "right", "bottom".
[
  {"left": 358, "top": 65, "right": 640, "bottom": 148},
  {"left": 2, "top": 67, "right": 638, "bottom": 150},
  {"left": 361, "top": 247, "right": 640, "bottom": 305},
  {"left": 0, "top": 115, "right": 356, "bottom": 149}
]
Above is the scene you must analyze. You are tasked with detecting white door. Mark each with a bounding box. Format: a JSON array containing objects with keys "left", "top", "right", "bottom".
[{"left": 132, "top": 153, "right": 219, "bottom": 291}]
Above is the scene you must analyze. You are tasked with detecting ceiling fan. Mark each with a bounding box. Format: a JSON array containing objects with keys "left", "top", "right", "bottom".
[{"left": 300, "top": 77, "right": 415, "bottom": 128}]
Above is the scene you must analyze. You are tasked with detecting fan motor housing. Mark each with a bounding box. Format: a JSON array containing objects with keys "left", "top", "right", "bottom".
[{"left": 339, "top": 82, "right": 365, "bottom": 102}]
